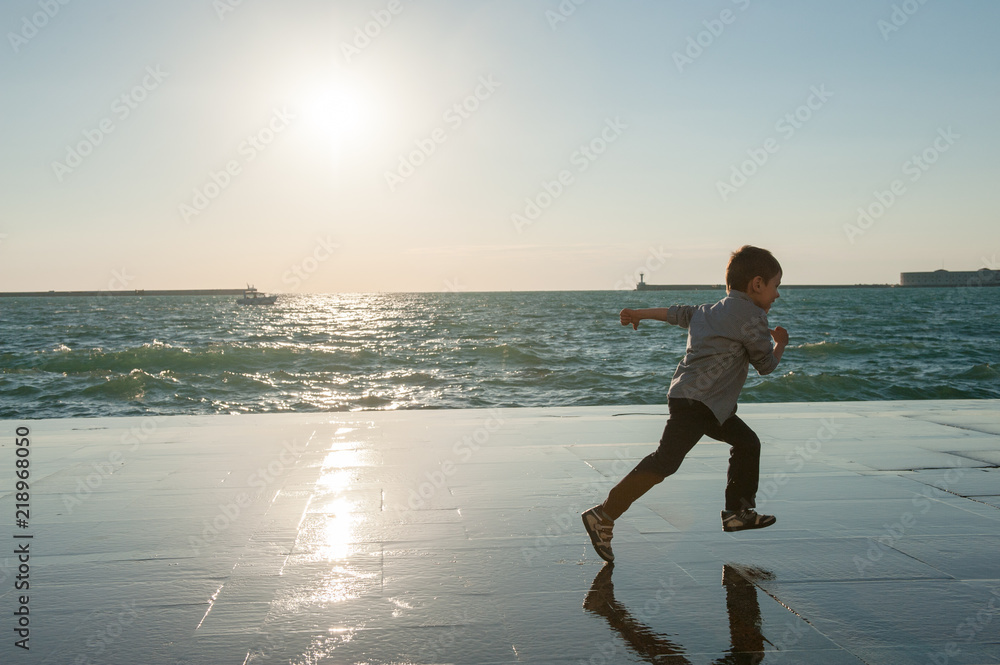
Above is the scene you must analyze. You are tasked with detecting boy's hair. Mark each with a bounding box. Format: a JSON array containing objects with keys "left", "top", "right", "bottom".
[{"left": 726, "top": 245, "right": 781, "bottom": 292}]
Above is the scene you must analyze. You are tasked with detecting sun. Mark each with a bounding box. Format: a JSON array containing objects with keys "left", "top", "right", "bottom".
[{"left": 298, "top": 82, "right": 374, "bottom": 150}]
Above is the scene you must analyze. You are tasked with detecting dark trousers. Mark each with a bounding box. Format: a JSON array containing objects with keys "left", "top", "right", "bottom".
[{"left": 633, "top": 398, "right": 761, "bottom": 512}]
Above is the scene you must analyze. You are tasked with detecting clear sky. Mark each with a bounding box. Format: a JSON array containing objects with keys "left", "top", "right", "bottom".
[{"left": 2, "top": 0, "right": 998, "bottom": 292}]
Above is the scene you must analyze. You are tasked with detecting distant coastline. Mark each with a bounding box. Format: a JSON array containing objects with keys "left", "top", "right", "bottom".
[
  {"left": 0, "top": 285, "right": 896, "bottom": 297},
  {"left": 0, "top": 289, "right": 247, "bottom": 298}
]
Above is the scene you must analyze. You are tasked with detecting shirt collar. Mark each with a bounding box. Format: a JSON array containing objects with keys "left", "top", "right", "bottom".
[{"left": 726, "top": 289, "right": 763, "bottom": 310}]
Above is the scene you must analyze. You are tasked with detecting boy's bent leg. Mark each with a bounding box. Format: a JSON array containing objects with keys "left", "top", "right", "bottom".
[
  {"left": 709, "top": 415, "right": 775, "bottom": 531},
  {"left": 709, "top": 415, "right": 761, "bottom": 512}
]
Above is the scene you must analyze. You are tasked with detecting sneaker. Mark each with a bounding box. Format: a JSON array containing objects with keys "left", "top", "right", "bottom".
[
  {"left": 721, "top": 509, "right": 776, "bottom": 532},
  {"left": 582, "top": 506, "right": 615, "bottom": 563}
]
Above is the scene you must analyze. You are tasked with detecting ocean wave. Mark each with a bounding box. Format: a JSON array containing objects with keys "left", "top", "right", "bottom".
[
  {"left": 790, "top": 339, "right": 927, "bottom": 356},
  {"left": 21, "top": 343, "right": 370, "bottom": 376},
  {"left": 955, "top": 363, "right": 997, "bottom": 380},
  {"left": 80, "top": 369, "right": 167, "bottom": 401},
  {"left": 466, "top": 343, "right": 550, "bottom": 365},
  {"left": 220, "top": 371, "right": 277, "bottom": 390},
  {"left": 0, "top": 385, "right": 42, "bottom": 397},
  {"left": 791, "top": 340, "right": 862, "bottom": 356}
]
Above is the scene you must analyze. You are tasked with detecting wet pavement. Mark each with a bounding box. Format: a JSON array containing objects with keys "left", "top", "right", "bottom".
[{"left": 1, "top": 400, "right": 998, "bottom": 664}]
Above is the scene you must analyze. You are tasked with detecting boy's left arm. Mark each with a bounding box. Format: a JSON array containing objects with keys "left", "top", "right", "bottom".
[{"left": 620, "top": 305, "right": 695, "bottom": 330}]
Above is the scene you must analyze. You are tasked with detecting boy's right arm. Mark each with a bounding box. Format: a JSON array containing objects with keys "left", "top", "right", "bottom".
[
  {"left": 770, "top": 326, "right": 789, "bottom": 362},
  {"left": 620, "top": 306, "right": 694, "bottom": 330}
]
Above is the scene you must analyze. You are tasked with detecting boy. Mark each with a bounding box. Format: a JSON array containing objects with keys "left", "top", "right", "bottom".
[{"left": 583, "top": 245, "right": 788, "bottom": 563}]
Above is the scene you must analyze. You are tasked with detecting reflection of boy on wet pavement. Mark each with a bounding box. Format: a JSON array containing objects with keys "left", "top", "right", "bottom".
[
  {"left": 584, "top": 246, "right": 788, "bottom": 563},
  {"left": 583, "top": 564, "right": 769, "bottom": 664}
]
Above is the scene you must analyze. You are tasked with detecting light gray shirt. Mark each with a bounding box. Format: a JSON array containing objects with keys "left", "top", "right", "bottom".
[{"left": 664, "top": 290, "right": 780, "bottom": 424}]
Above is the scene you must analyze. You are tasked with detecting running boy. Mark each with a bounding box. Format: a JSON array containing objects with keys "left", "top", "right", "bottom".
[{"left": 583, "top": 245, "right": 788, "bottom": 563}]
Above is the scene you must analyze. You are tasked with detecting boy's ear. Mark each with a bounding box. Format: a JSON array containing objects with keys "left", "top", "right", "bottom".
[{"left": 749, "top": 275, "right": 764, "bottom": 292}]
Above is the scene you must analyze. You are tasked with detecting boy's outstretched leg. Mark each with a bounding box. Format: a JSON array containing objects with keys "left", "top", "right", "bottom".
[
  {"left": 583, "top": 399, "right": 708, "bottom": 560},
  {"left": 583, "top": 470, "right": 663, "bottom": 563},
  {"left": 582, "top": 470, "right": 664, "bottom": 563}
]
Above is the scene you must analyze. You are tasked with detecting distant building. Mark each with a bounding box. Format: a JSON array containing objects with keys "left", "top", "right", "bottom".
[{"left": 900, "top": 269, "right": 1000, "bottom": 287}]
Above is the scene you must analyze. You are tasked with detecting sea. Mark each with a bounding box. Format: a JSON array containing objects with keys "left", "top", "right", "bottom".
[{"left": 1, "top": 288, "right": 997, "bottom": 420}]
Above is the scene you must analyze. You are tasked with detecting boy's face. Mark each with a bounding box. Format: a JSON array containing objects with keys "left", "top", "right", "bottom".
[{"left": 749, "top": 272, "right": 781, "bottom": 312}]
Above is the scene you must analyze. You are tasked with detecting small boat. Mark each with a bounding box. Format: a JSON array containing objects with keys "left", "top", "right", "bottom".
[{"left": 237, "top": 285, "right": 277, "bottom": 306}]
